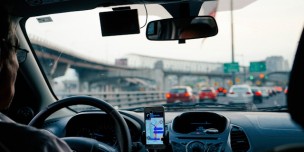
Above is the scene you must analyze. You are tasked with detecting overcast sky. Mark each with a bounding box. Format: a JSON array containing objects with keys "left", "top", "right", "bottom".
[{"left": 27, "top": 0, "right": 304, "bottom": 67}]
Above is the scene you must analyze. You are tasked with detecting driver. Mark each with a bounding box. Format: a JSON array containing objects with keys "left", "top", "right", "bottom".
[{"left": 0, "top": 6, "right": 73, "bottom": 152}]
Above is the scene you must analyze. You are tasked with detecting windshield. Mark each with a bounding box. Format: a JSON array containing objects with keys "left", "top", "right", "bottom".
[
  {"left": 231, "top": 87, "right": 249, "bottom": 93},
  {"left": 25, "top": 1, "right": 304, "bottom": 112},
  {"left": 170, "top": 89, "right": 187, "bottom": 94},
  {"left": 201, "top": 89, "right": 212, "bottom": 92}
]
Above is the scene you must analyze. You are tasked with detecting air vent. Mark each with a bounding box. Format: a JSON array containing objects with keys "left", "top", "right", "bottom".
[{"left": 230, "top": 126, "right": 250, "bottom": 152}]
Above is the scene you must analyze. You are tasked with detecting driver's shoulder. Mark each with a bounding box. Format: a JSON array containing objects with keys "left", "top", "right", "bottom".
[
  {"left": 0, "top": 122, "right": 72, "bottom": 152},
  {"left": 0, "top": 113, "right": 14, "bottom": 122}
]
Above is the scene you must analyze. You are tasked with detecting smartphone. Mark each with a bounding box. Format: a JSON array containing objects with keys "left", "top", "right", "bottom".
[{"left": 144, "top": 106, "right": 165, "bottom": 149}]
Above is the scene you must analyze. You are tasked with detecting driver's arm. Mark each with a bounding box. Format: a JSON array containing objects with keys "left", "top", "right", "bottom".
[{"left": 0, "top": 122, "right": 73, "bottom": 152}]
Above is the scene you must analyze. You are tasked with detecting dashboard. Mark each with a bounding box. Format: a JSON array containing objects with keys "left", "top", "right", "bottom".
[
  {"left": 42, "top": 110, "right": 304, "bottom": 152},
  {"left": 65, "top": 113, "right": 142, "bottom": 146}
]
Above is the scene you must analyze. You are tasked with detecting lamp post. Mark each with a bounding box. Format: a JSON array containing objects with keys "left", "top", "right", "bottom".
[
  {"left": 236, "top": 54, "right": 247, "bottom": 83},
  {"left": 230, "top": 0, "right": 235, "bottom": 85}
]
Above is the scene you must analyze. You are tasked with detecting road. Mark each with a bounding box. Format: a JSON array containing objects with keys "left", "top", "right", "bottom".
[
  {"left": 196, "top": 92, "right": 287, "bottom": 110},
  {"left": 74, "top": 92, "right": 287, "bottom": 111},
  {"left": 216, "top": 92, "right": 286, "bottom": 108}
]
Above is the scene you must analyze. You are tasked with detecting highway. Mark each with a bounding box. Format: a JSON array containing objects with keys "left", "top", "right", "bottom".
[
  {"left": 149, "top": 92, "right": 287, "bottom": 111},
  {"left": 62, "top": 91, "right": 287, "bottom": 111},
  {"left": 215, "top": 92, "right": 287, "bottom": 109}
]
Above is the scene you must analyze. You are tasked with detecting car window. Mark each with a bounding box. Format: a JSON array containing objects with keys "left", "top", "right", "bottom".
[
  {"left": 231, "top": 87, "right": 249, "bottom": 93},
  {"left": 170, "top": 88, "right": 187, "bottom": 93},
  {"left": 201, "top": 89, "right": 212, "bottom": 92},
  {"left": 251, "top": 87, "right": 259, "bottom": 91}
]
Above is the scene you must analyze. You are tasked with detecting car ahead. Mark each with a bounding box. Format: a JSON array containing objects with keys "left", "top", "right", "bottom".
[
  {"left": 227, "top": 84, "right": 254, "bottom": 104},
  {"left": 266, "top": 86, "right": 277, "bottom": 96},
  {"left": 216, "top": 87, "right": 227, "bottom": 96},
  {"left": 250, "top": 86, "right": 263, "bottom": 103},
  {"left": 2, "top": 0, "right": 304, "bottom": 152},
  {"left": 284, "top": 86, "right": 288, "bottom": 95},
  {"left": 259, "top": 86, "right": 270, "bottom": 99},
  {"left": 198, "top": 87, "right": 218, "bottom": 102},
  {"left": 274, "top": 86, "right": 283, "bottom": 94},
  {"left": 166, "top": 86, "right": 196, "bottom": 103},
  {"left": 285, "top": 86, "right": 288, "bottom": 94}
]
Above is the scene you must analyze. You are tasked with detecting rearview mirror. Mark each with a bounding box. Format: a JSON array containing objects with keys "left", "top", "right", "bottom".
[{"left": 146, "top": 16, "right": 218, "bottom": 41}]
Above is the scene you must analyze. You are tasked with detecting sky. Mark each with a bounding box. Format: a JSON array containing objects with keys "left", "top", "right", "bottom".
[{"left": 26, "top": 0, "right": 304, "bottom": 68}]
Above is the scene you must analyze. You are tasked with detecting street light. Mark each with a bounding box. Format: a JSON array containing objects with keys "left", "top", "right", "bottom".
[
  {"left": 236, "top": 54, "right": 247, "bottom": 83},
  {"left": 230, "top": 0, "right": 235, "bottom": 85}
]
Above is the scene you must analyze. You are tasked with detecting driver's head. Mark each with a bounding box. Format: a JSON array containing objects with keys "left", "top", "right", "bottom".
[{"left": 0, "top": 7, "right": 19, "bottom": 110}]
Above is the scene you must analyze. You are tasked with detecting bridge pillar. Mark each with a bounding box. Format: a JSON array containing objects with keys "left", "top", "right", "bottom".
[
  {"left": 177, "top": 75, "right": 181, "bottom": 86},
  {"left": 164, "top": 75, "right": 171, "bottom": 91},
  {"left": 89, "top": 81, "right": 115, "bottom": 93},
  {"left": 79, "top": 81, "right": 89, "bottom": 92},
  {"left": 154, "top": 69, "right": 165, "bottom": 91},
  {"left": 76, "top": 68, "right": 108, "bottom": 92},
  {"left": 206, "top": 76, "right": 211, "bottom": 86}
]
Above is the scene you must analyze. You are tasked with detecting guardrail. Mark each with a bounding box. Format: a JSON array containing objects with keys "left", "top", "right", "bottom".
[{"left": 56, "top": 91, "right": 167, "bottom": 109}]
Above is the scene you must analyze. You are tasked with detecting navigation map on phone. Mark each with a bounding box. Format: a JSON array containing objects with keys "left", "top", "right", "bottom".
[{"left": 145, "top": 111, "right": 164, "bottom": 145}]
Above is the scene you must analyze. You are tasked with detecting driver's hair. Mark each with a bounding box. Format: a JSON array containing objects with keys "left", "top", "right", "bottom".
[
  {"left": 0, "top": 6, "right": 17, "bottom": 71},
  {"left": 0, "top": 6, "right": 10, "bottom": 40}
]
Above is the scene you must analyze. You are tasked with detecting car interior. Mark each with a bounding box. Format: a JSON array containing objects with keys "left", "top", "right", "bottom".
[{"left": 1, "top": 0, "right": 304, "bottom": 152}]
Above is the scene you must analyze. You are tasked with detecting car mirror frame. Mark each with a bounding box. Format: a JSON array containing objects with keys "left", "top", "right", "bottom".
[{"left": 146, "top": 16, "right": 218, "bottom": 41}]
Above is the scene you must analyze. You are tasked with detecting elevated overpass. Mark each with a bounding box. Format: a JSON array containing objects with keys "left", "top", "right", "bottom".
[{"left": 32, "top": 43, "right": 287, "bottom": 91}]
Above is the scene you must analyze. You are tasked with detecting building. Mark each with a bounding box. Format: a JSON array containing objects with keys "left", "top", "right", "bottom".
[
  {"left": 115, "top": 58, "right": 128, "bottom": 66},
  {"left": 266, "top": 56, "right": 289, "bottom": 72},
  {"left": 124, "top": 54, "right": 225, "bottom": 73}
]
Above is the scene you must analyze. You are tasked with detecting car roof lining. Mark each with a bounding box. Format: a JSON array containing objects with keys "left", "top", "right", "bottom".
[{"left": 3, "top": 0, "right": 214, "bottom": 17}]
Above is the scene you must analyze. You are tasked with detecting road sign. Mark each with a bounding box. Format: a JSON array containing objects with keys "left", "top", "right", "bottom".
[
  {"left": 224, "top": 62, "right": 239, "bottom": 73},
  {"left": 249, "top": 61, "right": 266, "bottom": 72}
]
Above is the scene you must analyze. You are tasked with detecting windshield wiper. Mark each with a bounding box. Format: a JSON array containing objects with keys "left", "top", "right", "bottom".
[{"left": 257, "top": 105, "right": 288, "bottom": 112}]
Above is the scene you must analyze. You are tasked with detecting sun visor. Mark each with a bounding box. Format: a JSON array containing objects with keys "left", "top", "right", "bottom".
[{"left": 99, "top": 9, "right": 140, "bottom": 36}]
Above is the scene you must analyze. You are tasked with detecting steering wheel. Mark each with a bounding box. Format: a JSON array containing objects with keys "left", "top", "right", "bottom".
[{"left": 28, "top": 96, "right": 132, "bottom": 152}]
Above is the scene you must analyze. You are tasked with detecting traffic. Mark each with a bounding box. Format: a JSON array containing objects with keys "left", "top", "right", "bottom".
[{"left": 165, "top": 85, "right": 287, "bottom": 110}]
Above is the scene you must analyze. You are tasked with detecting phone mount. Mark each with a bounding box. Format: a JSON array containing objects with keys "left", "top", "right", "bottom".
[{"left": 141, "top": 130, "right": 170, "bottom": 148}]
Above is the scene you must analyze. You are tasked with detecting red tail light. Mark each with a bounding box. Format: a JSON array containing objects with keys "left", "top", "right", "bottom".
[
  {"left": 166, "top": 93, "right": 171, "bottom": 99},
  {"left": 230, "top": 92, "right": 235, "bottom": 94},
  {"left": 184, "top": 92, "right": 190, "bottom": 97},
  {"left": 255, "top": 91, "right": 262, "bottom": 96},
  {"left": 246, "top": 92, "right": 251, "bottom": 95},
  {"left": 223, "top": 90, "right": 227, "bottom": 93}
]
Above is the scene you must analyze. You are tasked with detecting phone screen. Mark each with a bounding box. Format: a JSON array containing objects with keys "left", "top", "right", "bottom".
[{"left": 144, "top": 107, "right": 165, "bottom": 148}]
